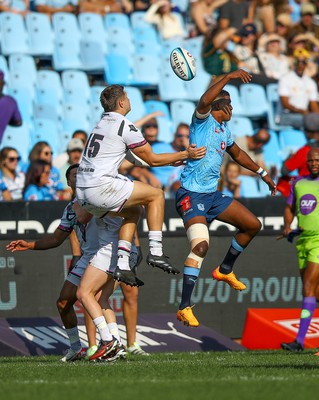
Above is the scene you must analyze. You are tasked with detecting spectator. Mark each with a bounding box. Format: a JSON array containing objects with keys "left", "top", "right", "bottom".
[
  {"left": 257, "top": 33, "right": 290, "bottom": 80},
  {"left": 281, "top": 113, "right": 319, "bottom": 177},
  {"left": 190, "top": 0, "right": 227, "bottom": 37},
  {"left": 218, "top": 0, "right": 250, "bottom": 31},
  {"left": 0, "top": 70, "right": 22, "bottom": 144},
  {"left": 0, "top": 0, "right": 29, "bottom": 15},
  {"left": 145, "top": 0, "right": 186, "bottom": 40},
  {"left": 34, "top": 0, "right": 79, "bottom": 17},
  {"left": 248, "top": 0, "right": 276, "bottom": 34},
  {"left": 224, "top": 129, "right": 270, "bottom": 177},
  {"left": 132, "top": 0, "right": 150, "bottom": 11},
  {"left": 0, "top": 147, "right": 25, "bottom": 200},
  {"left": 25, "top": 141, "right": 67, "bottom": 199},
  {"left": 78, "top": 0, "right": 133, "bottom": 15},
  {"left": 53, "top": 130, "right": 88, "bottom": 169},
  {"left": 59, "top": 138, "right": 84, "bottom": 193},
  {"left": 141, "top": 118, "right": 161, "bottom": 145},
  {"left": 278, "top": 48, "right": 319, "bottom": 129},
  {"left": 275, "top": 13, "right": 293, "bottom": 52},
  {"left": 0, "top": 175, "right": 12, "bottom": 201},
  {"left": 23, "top": 160, "right": 58, "bottom": 201},
  {"left": 220, "top": 160, "right": 241, "bottom": 198},
  {"left": 202, "top": 27, "right": 239, "bottom": 79},
  {"left": 290, "top": 2, "right": 317, "bottom": 36}
]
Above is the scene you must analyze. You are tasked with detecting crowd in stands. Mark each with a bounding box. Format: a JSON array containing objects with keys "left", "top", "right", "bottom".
[{"left": 0, "top": 0, "right": 319, "bottom": 201}]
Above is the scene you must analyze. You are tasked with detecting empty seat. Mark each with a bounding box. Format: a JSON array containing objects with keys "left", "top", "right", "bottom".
[
  {"left": 53, "top": 39, "right": 83, "bottom": 71},
  {"left": 104, "top": 53, "right": 134, "bottom": 85},
  {"left": 33, "top": 103, "right": 61, "bottom": 124},
  {"left": 266, "top": 83, "right": 292, "bottom": 131},
  {"left": 183, "top": 36, "right": 203, "bottom": 61},
  {"left": 144, "top": 100, "right": 171, "bottom": 121},
  {"left": 8, "top": 86, "right": 34, "bottom": 126},
  {"left": 9, "top": 54, "right": 37, "bottom": 88},
  {"left": 170, "top": 100, "right": 194, "bottom": 129},
  {"left": 1, "top": 124, "right": 31, "bottom": 163},
  {"left": 224, "top": 84, "right": 244, "bottom": 116},
  {"left": 90, "top": 85, "right": 105, "bottom": 104},
  {"left": 52, "top": 12, "right": 81, "bottom": 41},
  {"left": 0, "top": 55, "right": 9, "bottom": 80},
  {"left": 0, "top": 12, "right": 30, "bottom": 55},
  {"left": 106, "top": 26, "right": 135, "bottom": 56},
  {"left": 80, "top": 40, "right": 105, "bottom": 72},
  {"left": 278, "top": 129, "right": 307, "bottom": 159},
  {"left": 32, "top": 118, "right": 60, "bottom": 156},
  {"left": 263, "top": 129, "right": 282, "bottom": 171},
  {"left": 104, "top": 12, "right": 130, "bottom": 30},
  {"left": 227, "top": 116, "right": 254, "bottom": 138},
  {"left": 158, "top": 63, "right": 188, "bottom": 101},
  {"left": 239, "top": 175, "right": 262, "bottom": 198},
  {"left": 132, "top": 54, "right": 160, "bottom": 86},
  {"left": 185, "top": 69, "right": 211, "bottom": 102},
  {"left": 61, "top": 70, "right": 91, "bottom": 103},
  {"left": 25, "top": 12, "right": 54, "bottom": 57},
  {"left": 78, "top": 12, "right": 107, "bottom": 54},
  {"left": 90, "top": 103, "right": 103, "bottom": 127},
  {"left": 239, "top": 83, "right": 270, "bottom": 118},
  {"left": 130, "top": 11, "right": 149, "bottom": 29},
  {"left": 63, "top": 103, "right": 92, "bottom": 136},
  {"left": 125, "top": 86, "right": 146, "bottom": 122}
]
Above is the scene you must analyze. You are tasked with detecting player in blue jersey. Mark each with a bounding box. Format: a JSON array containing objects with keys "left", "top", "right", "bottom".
[{"left": 175, "top": 69, "right": 277, "bottom": 327}]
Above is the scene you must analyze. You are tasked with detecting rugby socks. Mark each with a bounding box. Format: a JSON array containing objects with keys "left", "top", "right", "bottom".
[
  {"left": 149, "top": 231, "right": 163, "bottom": 256},
  {"left": 108, "top": 322, "right": 121, "bottom": 343},
  {"left": 117, "top": 240, "right": 132, "bottom": 271},
  {"left": 65, "top": 326, "right": 81, "bottom": 352},
  {"left": 179, "top": 266, "right": 200, "bottom": 310},
  {"left": 219, "top": 238, "right": 245, "bottom": 274},
  {"left": 93, "top": 316, "right": 113, "bottom": 342},
  {"left": 296, "top": 296, "right": 316, "bottom": 346}
]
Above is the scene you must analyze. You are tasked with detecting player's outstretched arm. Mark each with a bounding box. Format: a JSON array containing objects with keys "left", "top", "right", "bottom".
[
  {"left": 6, "top": 229, "right": 70, "bottom": 253},
  {"left": 132, "top": 142, "right": 206, "bottom": 167},
  {"left": 197, "top": 69, "right": 252, "bottom": 115}
]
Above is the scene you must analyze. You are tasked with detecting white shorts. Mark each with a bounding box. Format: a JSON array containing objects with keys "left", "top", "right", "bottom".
[{"left": 76, "top": 175, "right": 134, "bottom": 217}]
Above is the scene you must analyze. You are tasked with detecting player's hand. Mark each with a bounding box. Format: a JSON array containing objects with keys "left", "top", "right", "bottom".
[
  {"left": 262, "top": 175, "right": 277, "bottom": 196},
  {"left": 187, "top": 144, "right": 206, "bottom": 160},
  {"left": 228, "top": 69, "right": 252, "bottom": 83},
  {"left": 6, "top": 240, "right": 31, "bottom": 252}
]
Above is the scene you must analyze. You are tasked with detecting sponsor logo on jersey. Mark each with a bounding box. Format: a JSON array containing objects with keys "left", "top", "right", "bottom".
[{"left": 299, "top": 194, "right": 317, "bottom": 215}]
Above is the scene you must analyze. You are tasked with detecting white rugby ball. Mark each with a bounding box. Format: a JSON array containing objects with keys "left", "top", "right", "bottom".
[{"left": 170, "top": 47, "right": 196, "bottom": 81}]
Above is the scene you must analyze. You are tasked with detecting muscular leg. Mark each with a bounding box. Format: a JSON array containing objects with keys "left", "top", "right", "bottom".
[{"left": 121, "top": 283, "right": 138, "bottom": 347}]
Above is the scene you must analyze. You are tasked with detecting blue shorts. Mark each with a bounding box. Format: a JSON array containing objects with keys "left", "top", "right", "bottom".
[{"left": 175, "top": 187, "right": 233, "bottom": 224}]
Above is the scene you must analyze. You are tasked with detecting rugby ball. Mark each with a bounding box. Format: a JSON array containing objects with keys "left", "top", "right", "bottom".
[{"left": 170, "top": 47, "right": 196, "bottom": 81}]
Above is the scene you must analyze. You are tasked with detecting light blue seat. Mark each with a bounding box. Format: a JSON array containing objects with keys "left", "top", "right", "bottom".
[
  {"left": 52, "top": 12, "right": 81, "bottom": 41},
  {"left": 104, "top": 13, "right": 131, "bottom": 30},
  {"left": 8, "top": 86, "right": 34, "bottom": 126},
  {"left": 227, "top": 116, "right": 254, "bottom": 138},
  {"left": 130, "top": 11, "right": 149, "bottom": 29},
  {"left": 161, "top": 39, "right": 181, "bottom": 55},
  {"left": 125, "top": 86, "right": 146, "bottom": 122},
  {"left": 239, "top": 175, "right": 262, "bottom": 198},
  {"left": 133, "top": 25, "right": 159, "bottom": 46},
  {"left": 0, "top": 12, "right": 29, "bottom": 55},
  {"left": 170, "top": 100, "right": 194, "bottom": 129},
  {"left": 224, "top": 84, "right": 244, "bottom": 116},
  {"left": 9, "top": 54, "right": 37, "bottom": 88},
  {"left": 32, "top": 118, "right": 60, "bottom": 156},
  {"left": 157, "top": 117, "right": 174, "bottom": 143},
  {"left": 53, "top": 39, "right": 83, "bottom": 70},
  {"left": 61, "top": 70, "right": 91, "bottom": 103},
  {"left": 0, "top": 55, "right": 9, "bottom": 80},
  {"left": 135, "top": 39, "right": 161, "bottom": 55},
  {"left": 33, "top": 103, "right": 61, "bottom": 124},
  {"left": 185, "top": 69, "right": 211, "bottom": 102},
  {"left": 80, "top": 40, "right": 105, "bottom": 72},
  {"left": 158, "top": 62, "right": 188, "bottom": 101},
  {"left": 132, "top": 54, "right": 160, "bottom": 86},
  {"left": 278, "top": 129, "right": 307, "bottom": 159},
  {"left": 183, "top": 36, "right": 204, "bottom": 61},
  {"left": 25, "top": 12, "right": 54, "bottom": 57},
  {"left": 62, "top": 103, "right": 92, "bottom": 136},
  {"left": 104, "top": 53, "right": 134, "bottom": 85},
  {"left": 90, "top": 85, "right": 105, "bottom": 104},
  {"left": 90, "top": 103, "right": 103, "bottom": 127},
  {"left": 106, "top": 26, "right": 134, "bottom": 55},
  {"left": 36, "top": 70, "right": 63, "bottom": 99},
  {"left": 144, "top": 100, "right": 171, "bottom": 121},
  {"left": 266, "top": 83, "right": 292, "bottom": 131},
  {"left": 78, "top": 12, "right": 107, "bottom": 54},
  {"left": 263, "top": 129, "right": 282, "bottom": 171},
  {"left": 63, "top": 87, "right": 91, "bottom": 107},
  {"left": 239, "top": 83, "right": 270, "bottom": 118},
  {"left": 1, "top": 124, "right": 31, "bottom": 163}
]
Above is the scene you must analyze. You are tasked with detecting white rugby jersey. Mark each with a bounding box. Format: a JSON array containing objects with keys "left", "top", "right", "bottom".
[{"left": 77, "top": 112, "right": 147, "bottom": 187}]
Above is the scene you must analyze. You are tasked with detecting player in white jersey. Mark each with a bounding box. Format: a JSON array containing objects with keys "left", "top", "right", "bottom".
[{"left": 76, "top": 84, "right": 206, "bottom": 286}]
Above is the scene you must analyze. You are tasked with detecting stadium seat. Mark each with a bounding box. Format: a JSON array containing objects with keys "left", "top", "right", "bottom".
[
  {"left": 170, "top": 100, "right": 194, "bottom": 129},
  {"left": 262, "top": 129, "right": 283, "bottom": 171},
  {"left": 0, "top": 12, "right": 30, "bottom": 55},
  {"left": 157, "top": 117, "right": 174, "bottom": 143},
  {"left": 227, "top": 116, "right": 254, "bottom": 138},
  {"left": 238, "top": 175, "right": 262, "bottom": 198},
  {"left": 104, "top": 13, "right": 131, "bottom": 30},
  {"left": 161, "top": 39, "right": 182, "bottom": 54},
  {"left": 135, "top": 39, "right": 161, "bottom": 55},
  {"left": 158, "top": 63, "right": 188, "bottom": 102},
  {"left": 36, "top": 70, "right": 63, "bottom": 115},
  {"left": 9, "top": 54, "right": 37, "bottom": 88},
  {"left": 278, "top": 129, "right": 307, "bottom": 159},
  {"left": 132, "top": 54, "right": 160, "bottom": 86},
  {"left": 183, "top": 36, "right": 203, "bottom": 61},
  {"left": 185, "top": 69, "right": 211, "bottom": 102},
  {"left": 32, "top": 118, "right": 60, "bottom": 156},
  {"left": 106, "top": 26, "right": 135, "bottom": 56},
  {"left": 63, "top": 87, "right": 91, "bottom": 107},
  {"left": 224, "top": 84, "right": 244, "bottom": 116},
  {"left": 266, "top": 83, "right": 292, "bottom": 131},
  {"left": 78, "top": 12, "right": 107, "bottom": 54},
  {"left": 25, "top": 12, "right": 54, "bottom": 57},
  {"left": 130, "top": 11, "right": 149, "bottom": 29},
  {"left": 1, "top": 124, "right": 31, "bottom": 163},
  {"left": 90, "top": 85, "right": 105, "bottom": 104},
  {"left": 239, "top": 83, "right": 270, "bottom": 118},
  {"left": 125, "top": 86, "right": 146, "bottom": 122},
  {"left": 8, "top": 86, "right": 34, "bottom": 126},
  {"left": 53, "top": 39, "right": 83, "bottom": 71},
  {"left": 62, "top": 103, "right": 92, "bottom": 137},
  {"left": 80, "top": 40, "right": 105, "bottom": 72},
  {"left": 52, "top": 12, "right": 81, "bottom": 41},
  {"left": 144, "top": 100, "right": 171, "bottom": 121},
  {"left": 90, "top": 103, "right": 103, "bottom": 127},
  {"left": 104, "top": 53, "right": 134, "bottom": 85},
  {"left": 33, "top": 103, "right": 61, "bottom": 124},
  {"left": 61, "top": 70, "right": 91, "bottom": 103},
  {"left": 0, "top": 55, "right": 9, "bottom": 80}
]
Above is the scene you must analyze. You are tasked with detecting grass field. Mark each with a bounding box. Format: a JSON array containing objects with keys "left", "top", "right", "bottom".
[{"left": 1, "top": 351, "right": 318, "bottom": 400}]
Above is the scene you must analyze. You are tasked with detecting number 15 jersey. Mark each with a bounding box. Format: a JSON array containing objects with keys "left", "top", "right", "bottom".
[{"left": 77, "top": 112, "right": 147, "bottom": 188}]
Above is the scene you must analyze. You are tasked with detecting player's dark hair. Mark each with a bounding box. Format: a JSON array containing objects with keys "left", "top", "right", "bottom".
[
  {"left": 100, "top": 85, "right": 125, "bottom": 112},
  {"left": 215, "top": 90, "right": 230, "bottom": 101},
  {"left": 23, "top": 160, "right": 50, "bottom": 195},
  {"left": 66, "top": 163, "right": 79, "bottom": 181}
]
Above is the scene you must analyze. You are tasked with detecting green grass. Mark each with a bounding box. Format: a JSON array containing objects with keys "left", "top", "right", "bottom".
[{"left": 0, "top": 351, "right": 318, "bottom": 400}]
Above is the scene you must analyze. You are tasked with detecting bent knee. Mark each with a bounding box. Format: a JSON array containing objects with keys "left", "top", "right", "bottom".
[
  {"left": 249, "top": 218, "right": 262, "bottom": 235},
  {"left": 192, "top": 240, "right": 209, "bottom": 258}
]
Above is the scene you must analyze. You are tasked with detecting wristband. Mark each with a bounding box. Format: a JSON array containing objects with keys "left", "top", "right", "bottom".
[{"left": 256, "top": 167, "right": 267, "bottom": 177}]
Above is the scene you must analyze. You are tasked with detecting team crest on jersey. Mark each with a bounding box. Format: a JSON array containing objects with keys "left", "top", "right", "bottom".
[
  {"left": 197, "top": 203, "right": 205, "bottom": 211},
  {"left": 221, "top": 141, "right": 226, "bottom": 150}
]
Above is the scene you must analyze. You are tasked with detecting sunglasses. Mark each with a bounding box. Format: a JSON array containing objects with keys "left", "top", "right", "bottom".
[
  {"left": 43, "top": 151, "right": 53, "bottom": 156},
  {"left": 144, "top": 124, "right": 158, "bottom": 128},
  {"left": 7, "top": 156, "right": 21, "bottom": 162},
  {"left": 176, "top": 133, "right": 189, "bottom": 138}
]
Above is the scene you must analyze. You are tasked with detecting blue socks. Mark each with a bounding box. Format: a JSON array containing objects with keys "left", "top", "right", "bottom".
[
  {"left": 219, "top": 238, "right": 245, "bottom": 274},
  {"left": 179, "top": 266, "right": 200, "bottom": 310}
]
